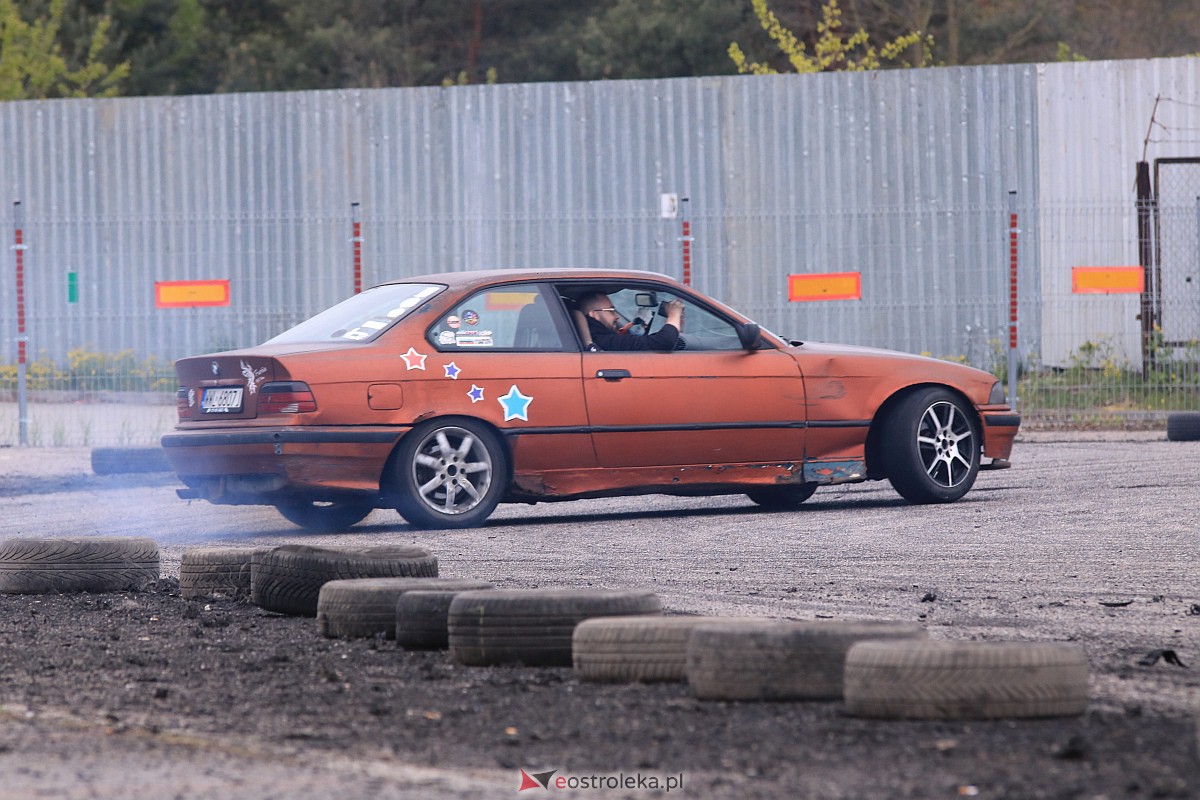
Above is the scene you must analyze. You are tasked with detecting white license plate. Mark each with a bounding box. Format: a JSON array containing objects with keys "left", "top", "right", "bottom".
[{"left": 201, "top": 387, "right": 244, "bottom": 413}]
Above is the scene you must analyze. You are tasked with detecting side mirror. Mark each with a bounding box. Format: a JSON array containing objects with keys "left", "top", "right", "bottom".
[{"left": 736, "top": 322, "right": 761, "bottom": 352}]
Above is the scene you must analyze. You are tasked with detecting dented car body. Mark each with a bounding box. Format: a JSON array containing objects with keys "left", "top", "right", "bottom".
[{"left": 162, "top": 269, "right": 1019, "bottom": 530}]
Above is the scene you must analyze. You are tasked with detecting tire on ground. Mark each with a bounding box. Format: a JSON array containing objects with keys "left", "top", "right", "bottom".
[
  {"left": 1166, "top": 412, "right": 1200, "bottom": 442},
  {"left": 180, "top": 547, "right": 270, "bottom": 600},
  {"left": 448, "top": 589, "right": 662, "bottom": 667},
  {"left": 316, "top": 577, "right": 493, "bottom": 639},
  {"left": 251, "top": 545, "right": 437, "bottom": 617},
  {"left": 687, "top": 620, "right": 927, "bottom": 701},
  {"left": 395, "top": 589, "right": 491, "bottom": 650},
  {"left": 0, "top": 537, "right": 160, "bottom": 594},
  {"left": 843, "top": 640, "right": 1089, "bottom": 720},
  {"left": 90, "top": 447, "right": 171, "bottom": 475},
  {"left": 573, "top": 615, "right": 734, "bottom": 683}
]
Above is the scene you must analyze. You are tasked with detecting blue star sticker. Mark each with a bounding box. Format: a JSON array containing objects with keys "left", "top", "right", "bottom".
[
  {"left": 498, "top": 384, "right": 533, "bottom": 421},
  {"left": 467, "top": 384, "right": 485, "bottom": 403},
  {"left": 443, "top": 361, "right": 461, "bottom": 380}
]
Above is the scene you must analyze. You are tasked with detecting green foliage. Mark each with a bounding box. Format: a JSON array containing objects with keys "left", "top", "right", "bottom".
[
  {"left": 1021, "top": 334, "right": 1200, "bottom": 421},
  {"left": 577, "top": 0, "right": 754, "bottom": 80},
  {"left": 0, "top": 347, "right": 174, "bottom": 393},
  {"left": 1055, "top": 42, "right": 1088, "bottom": 62},
  {"left": 729, "top": 0, "right": 932, "bottom": 75},
  {"left": 0, "top": 0, "right": 129, "bottom": 99}
]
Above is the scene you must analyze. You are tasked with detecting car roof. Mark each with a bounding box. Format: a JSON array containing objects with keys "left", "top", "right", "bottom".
[{"left": 376, "top": 268, "right": 681, "bottom": 293}]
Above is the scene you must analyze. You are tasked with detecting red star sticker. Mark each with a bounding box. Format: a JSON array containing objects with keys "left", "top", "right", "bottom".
[{"left": 401, "top": 347, "right": 427, "bottom": 371}]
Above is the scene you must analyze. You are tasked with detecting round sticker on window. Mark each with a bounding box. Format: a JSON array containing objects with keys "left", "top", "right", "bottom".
[
  {"left": 446, "top": 315, "right": 461, "bottom": 329},
  {"left": 462, "top": 310, "right": 480, "bottom": 326}
]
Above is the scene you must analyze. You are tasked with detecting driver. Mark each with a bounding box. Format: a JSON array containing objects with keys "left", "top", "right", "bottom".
[{"left": 578, "top": 291, "right": 684, "bottom": 352}]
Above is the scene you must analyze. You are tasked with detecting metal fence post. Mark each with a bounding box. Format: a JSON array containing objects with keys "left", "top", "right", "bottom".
[
  {"left": 351, "top": 202, "right": 363, "bottom": 294},
  {"left": 12, "top": 201, "right": 29, "bottom": 446},
  {"left": 1007, "top": 191, "right": 1019, "bottom": 412},
  {"left": 679, "top": 197, "right": 692, "bottom": 287}
]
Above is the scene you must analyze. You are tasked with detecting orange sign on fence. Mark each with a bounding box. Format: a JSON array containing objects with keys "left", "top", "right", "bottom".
[
  {"left": 1071, "top": 266, "right": 1144, "bottom": 295},
  {"left": 155, "top": 280, "right": 231, "bottom": 308},
  {"left": 788, "top": 272, "right": 862, "bottom": 302}
]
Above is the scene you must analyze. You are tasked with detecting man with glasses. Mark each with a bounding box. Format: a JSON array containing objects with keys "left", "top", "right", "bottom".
[{"left": 578, "top": 291, "right": 685, "bottom": 351}]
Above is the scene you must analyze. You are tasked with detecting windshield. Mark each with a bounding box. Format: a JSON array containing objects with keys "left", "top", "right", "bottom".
[{"left": 265, "top": 283, "right": 444, "bottom": 344}]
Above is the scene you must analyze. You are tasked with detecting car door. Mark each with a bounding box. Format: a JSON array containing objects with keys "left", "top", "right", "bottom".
[
  {"left": 423, "top": 282, "right": 592, "bottom": 473},
  {"left": 576, "top": 288, "right": 807, "bottom": 468}
]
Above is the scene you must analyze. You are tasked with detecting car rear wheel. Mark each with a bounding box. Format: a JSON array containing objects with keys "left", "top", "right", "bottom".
[
  {"left": 393, "top": 418, "right": 507, "bottom": 529},
  {"left": 880, "top": 388, "right": 980, "bottom": 504},
  {"left": 274, "top": 498, "right": 374, "bottom": 532},
  {"left": 746, "top": 484, "right": 817, "bottom": 509}
]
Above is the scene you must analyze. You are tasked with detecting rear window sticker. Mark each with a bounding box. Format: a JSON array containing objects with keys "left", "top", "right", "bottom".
[
  {"left": 438, "top": 330, "right": 457, "bottom": 345},
  {"left": 444, "top": 362, "right": 461, "bottom": 380},
  {"left": 446, "top": 315, "right": 461, "bottom": 329},
  {"left": 455, "top": 334, "right": 494, "bottom": 347},
  {"left": 462, "top": 309, "right": 480, "bottom": 326}
]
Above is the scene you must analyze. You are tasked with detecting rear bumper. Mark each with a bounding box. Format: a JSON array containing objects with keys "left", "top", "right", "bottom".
[{"left": 161, "top": 425, "right": 407, "bottom": 496}]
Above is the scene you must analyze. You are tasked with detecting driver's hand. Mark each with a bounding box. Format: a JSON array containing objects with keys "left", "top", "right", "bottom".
[{"left": 663, "top": 299, "right": 684, "bottom": 330}]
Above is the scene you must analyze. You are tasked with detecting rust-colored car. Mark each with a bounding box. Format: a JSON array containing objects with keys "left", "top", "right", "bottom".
[{"left": 162, "top": 269, "right": 1019, "bottom": 531}]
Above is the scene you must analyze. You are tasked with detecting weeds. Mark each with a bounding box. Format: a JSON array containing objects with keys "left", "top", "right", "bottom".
[{"left": 0, "top": 347, "right": 175, "bottom": 394}]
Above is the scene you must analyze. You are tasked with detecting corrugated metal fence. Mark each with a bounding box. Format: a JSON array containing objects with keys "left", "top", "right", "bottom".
[{"left": 1, "top": 59, "right": 1198, "bottom": 445}]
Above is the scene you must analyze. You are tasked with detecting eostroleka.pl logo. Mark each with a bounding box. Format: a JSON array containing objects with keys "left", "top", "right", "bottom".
[{"left": 518, "top": 768, "right": 684, "bottom": 793}]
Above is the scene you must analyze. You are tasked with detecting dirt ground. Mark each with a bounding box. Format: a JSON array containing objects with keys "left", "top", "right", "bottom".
[{"left": 0, "top": 439, "right": 1197, "bottom": 799}]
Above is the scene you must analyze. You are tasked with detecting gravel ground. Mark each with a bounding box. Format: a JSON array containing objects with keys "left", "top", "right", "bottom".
[{"left": 0, "top": 436, "right": 1197, "bottom": 799}]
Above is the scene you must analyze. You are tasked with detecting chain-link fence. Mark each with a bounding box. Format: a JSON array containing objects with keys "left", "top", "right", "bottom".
[{"left": 3, "top": 197, "right": 1198, "bottom": 446}]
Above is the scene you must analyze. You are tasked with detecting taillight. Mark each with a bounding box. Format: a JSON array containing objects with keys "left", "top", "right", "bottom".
[
  {"left": 176, "top": 387, "right": 191, "bottom": 420},
  {"left": 258, "top": 382, "right": 317, "bottom": 414}
]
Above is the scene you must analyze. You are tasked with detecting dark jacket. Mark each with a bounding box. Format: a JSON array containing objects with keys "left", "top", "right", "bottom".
[{"left": 586, "top": 316, "right": 680, "bottom": 351}]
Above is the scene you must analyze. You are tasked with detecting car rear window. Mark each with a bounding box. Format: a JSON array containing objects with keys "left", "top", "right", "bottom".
[{"left": 265, "top": 283, "right": 444, "bottom": 344}]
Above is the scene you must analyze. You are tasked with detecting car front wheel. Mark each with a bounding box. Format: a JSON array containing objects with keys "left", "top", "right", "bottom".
[
  {"left": 274, "top": 498, "right": 375, "bottom": 532},
  {"left": 880, "top": 388, "right": 980, "bottom": 504},
  {"left": 393, "top": 418, "right": 507, "bottom": 529},
  {"left": 746, "top": 484, "right": 817, "bottom": 509}
]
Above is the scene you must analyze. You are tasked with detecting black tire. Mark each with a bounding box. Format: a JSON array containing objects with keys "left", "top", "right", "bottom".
[
  {"left": 573, "top": 616, "right": 730, "bottom": 683},
  {"left": 448, "top": 589, "right": 662, "bottom": 667},
  {"left": 686, "top": 620, "right": 927, "bottom": 701},
  {"left": 746, "top": 484, "right": 817, "bottom": 509},
  {"left": 0, "top": 537, "right": 160, "bottom": 594},
  {"left": 274, "top": 497, "right": 375, "bottom": 532},
  {"left": 1166, "top": 412, "right": 1200, "bottom": 442},
  {"left": 392, "top": 417, "right": 508, "bottom": 530},
  {"left": 316, "top": 577, "right": 494, "bottom": 639},
  {"left": 395, "top": 589, "right": 483, "bottom": 650},
  {"left": 251, "top": 544, "right": 438, "bottom": 616},
  {"left": 879, "top": 387, "right": 981, "bottom": 504},
  {"left": 90, "top": 447, "right": 171, "bottom": 475},
  {"left": 844, "top": 640, "right": 1089, "bottom": 720},
  {"left": 180, "top": 547, "right": 269, "bottom": 600}
]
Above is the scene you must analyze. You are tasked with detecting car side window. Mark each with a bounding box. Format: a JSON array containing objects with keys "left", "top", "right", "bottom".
[
  {"left": 607, "top": 288, "right": 744, "bottom": 351},
  {"left": 427, "top": 284, "right": 571, "bottom": 351}
]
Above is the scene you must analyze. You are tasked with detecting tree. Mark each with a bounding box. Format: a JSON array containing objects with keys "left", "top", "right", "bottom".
[
  {"left": 728, "top": 0, "right": 931, "bottom": 74},
  {"left": 577, "top": 0, "right": 759, "bottom": 80},
  {"left": 0, "top": 0, "right": 128, "bottom": 99}
]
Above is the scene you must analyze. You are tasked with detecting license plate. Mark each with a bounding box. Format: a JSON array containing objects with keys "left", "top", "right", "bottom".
[{"left": 201, "top": 387, "right": 244, "bottom": 413}]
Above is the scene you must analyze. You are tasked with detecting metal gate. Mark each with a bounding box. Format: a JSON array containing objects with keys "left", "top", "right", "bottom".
[{"left": 1152, "top": 158, "right": 1200, "bottom": 355}]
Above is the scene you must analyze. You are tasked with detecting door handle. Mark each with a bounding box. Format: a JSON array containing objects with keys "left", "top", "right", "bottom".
[{"left": 596, "top": 369, "right": 631, "bottom": 381}]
